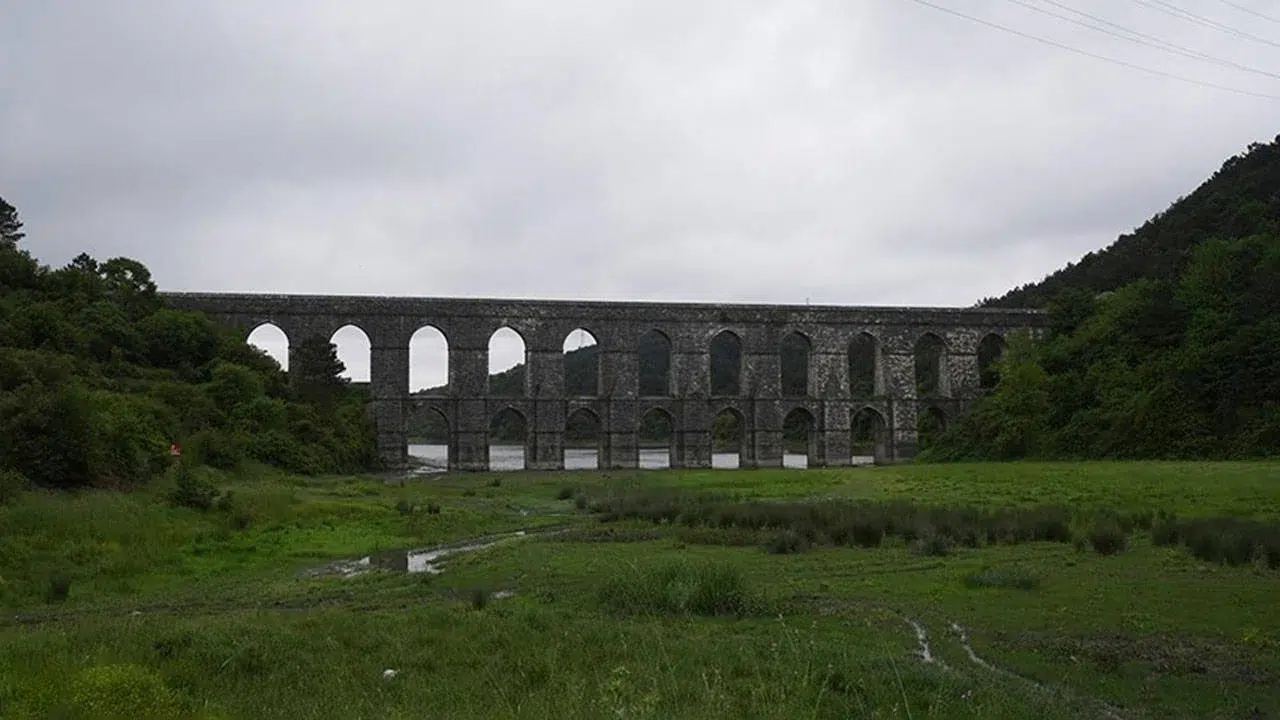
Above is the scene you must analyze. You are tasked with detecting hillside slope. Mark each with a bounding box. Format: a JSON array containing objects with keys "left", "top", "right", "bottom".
[{"left": 985, "top": 136, "right": 1280, "bottom": 309}]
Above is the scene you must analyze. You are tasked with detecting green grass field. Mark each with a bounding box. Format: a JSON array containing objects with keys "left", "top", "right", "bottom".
[{"left": 2, "top": 462, "right": 1279, "bottom": 719}]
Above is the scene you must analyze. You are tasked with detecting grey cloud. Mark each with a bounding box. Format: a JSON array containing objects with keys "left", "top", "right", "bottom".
[{"left": 4, "top": 0, "right": 1279, "bottom": 384}]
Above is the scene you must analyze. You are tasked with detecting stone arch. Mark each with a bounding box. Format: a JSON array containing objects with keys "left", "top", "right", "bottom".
[
  {"left": 782, "top": 406, "right": 818, "bottom": 469},
  {"left": 917, "top": 404, "right": 947, "bottom": 453},
  {"left": 711, "top": 406, "right": 747, "bottom": 468},
  {"left": 851, "top": 405, "right": 888, "bottom": 465},
  {"left": 638, "top": 406, "right": 675, "bottom": 469},
  {"left": 710, "top": 330, "right": 742, "bottom": 397},
  {"left": 780, "top": 331, "right": 811, "bottom": 398},
  {"left": 409, "top": 325, "right": 449, "bottom": 394},
  {"left": 564, "top": 406, "right": 602, "bottom": 469},
  {"left": 638, "top": 329, "right": 672, "bottom": 397},
  {"left": 489, "top": 406, "right": 529, "bottom": 470},
  {"left": 914, "top": 332, "right": 950, "bottom": 398},
  {"left": 406, "top": 404, "right": 450, "bottom": 471},
  {"left": 488, "top": 327, "right": 528, "bottom": 397},
  {"left": 246, "top": 322, "right": 289, "bottom": 371},
  {"left": 977, "top": 333, "right": 1007, "bottom": 392},
  {"left": 329, "top": 324, "right": 371, "bottom": 383},
  {"left": 848, "top": 331, "right": 878, "bottom": 398},
  {"left": 563, "top": 328, "right": 600, "bottom": 397}
]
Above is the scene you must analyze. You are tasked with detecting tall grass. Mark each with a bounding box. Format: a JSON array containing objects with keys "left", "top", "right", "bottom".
[{"left": 597, "top": 560, "right": 767, "bottom": 617}]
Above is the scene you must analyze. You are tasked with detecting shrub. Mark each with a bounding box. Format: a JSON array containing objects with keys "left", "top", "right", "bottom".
[
  {"left": 395, "top": 499, "right": 416, "bottom": 516},
  {"left": 167, "top": 461, "right": 217, "bottom": 511},
  {"left": 766, "top": 530, "right": 809, "bottom": 555},
  {"left": 597, "top": 561, "right": 761, "bottom": 617},
  {"left": 187, "top": 428, "right": 244, "bottom": 470},
  {"left": 910, "top": 533, "right": 953, "bottom": 557},
  {"left": 1151, "top": 515, "right": 1180, "bottom": 546},
  {"left": 488, "top": 477, "right": 501, "bottom": 488},
  {"left": 69, "top": 663, "right": 182, "bottom": 720},
  {"left": 963, "top": 566, "right": 1041, "bottom": 590},
  {"left": 469, "top": 587, "right": 491, "bottom": 610},
  {"left": 425, "top": 501, "right": 442, "bottom": 515},
  {"left": 0, "top": 468, "right": 25, "bottom": 504},
  {"left": 556, "top": 485, "right": 576, "bottom": 500},
  {"left": 574, "top": 494, "right": 588, "bottom": 510},
  {"left": 46, "top": 572, "right": 72, "bottom": 603},
  {"left": 1088, "top": 520, "right": 1128, "bottom": 556}
]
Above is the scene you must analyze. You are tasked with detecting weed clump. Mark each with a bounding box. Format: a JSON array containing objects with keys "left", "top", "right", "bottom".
[
  {"left": 45, "top": 572, "right": 72, "bottom": 603},
  {"left": 166, "top": 462, "right": 217, "bottom": 511},
  {"left": 766, "top": 530, "right": 809, "bottom": 555},
  {"left": 394, "top": 499, "right": 416, "bottom": 516},
  {"left": 469, "top": 587, "right": 490, "bottom": 610},
  {"left": 910, "top": 533, "right": 953, "bottom": 557},
  {"left": 488, "top": 477, "right": 502, "bottom": 488},
  {"left": 598, "top": 561, "right": 763, "bottom": 617},
  {"left": 1088, "top": 519, "right": 1128, "bottom": 556},
  {"left": 963, "top": 566, "right": 1041, "bottom": 590},
  {"left": 425, "top": 501, "right": 441, "bottom": 515},
  {"left": 556, "top": 485, "right": 576, "bottom": 501},
  {"left": 69, "top": 663, "right": 182, "bottom": 720}
]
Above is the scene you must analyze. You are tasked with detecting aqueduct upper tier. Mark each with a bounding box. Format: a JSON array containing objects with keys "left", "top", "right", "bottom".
[{"left": 162, "top": 293, "right": 1045, "bottom": 470}]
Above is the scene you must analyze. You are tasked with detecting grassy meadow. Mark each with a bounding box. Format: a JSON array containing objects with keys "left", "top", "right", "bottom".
[{"left": 1, "top": 461, "right": 1279, "bottom": 719}]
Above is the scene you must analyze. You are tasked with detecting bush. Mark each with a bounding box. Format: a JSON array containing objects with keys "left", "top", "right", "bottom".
[
  {"left": 187, "top": 428, "right": 244, "bottom": 471},
  {"left": 46, "top": 572, "right": 72, "bottom": 603},
  {"left": 1151, "top": 515, "right": 1180, "bottom": 546},
  {"left": 469, "top": 587, "right": 491, "bottom": 610},
  {"left": 910, "top": 533, "right": 953, "bottom": 557},
  {"left": 0, "top": 468, "right": 25, "bottom": 504},
  {"left": 395, "top": 499, "right": 416, "bottom": 516},
  {"left": 1088, "top": 520, "right": 1128, "bottom": 556},
  {"left": 556, "top": 485, "right": 576, "bottom": 500},
  {"left": 598, "top": 561, "right": 762, "bottom": 617},
  {"left": 69, "top": 663, "right": 182, "bottom": 720},
  {"left": 766, "top": 530, "right": 809, "bottom": 555},
  {"left": 166, "top": 461, "right": 217, "bottom": 511},
  {"left": 963, "top": 566, "right": 1041, "bottom": 590},
  {"left": 425, "top": 501, "right": 442, "bottom": 515}
]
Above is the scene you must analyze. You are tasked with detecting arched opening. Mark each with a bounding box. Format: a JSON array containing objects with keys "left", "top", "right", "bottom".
[
  {"left": 564, "top": 407, "right": 602, "bottom": 469},
  {"left": 848, "top": 332, "right": 878, "bottom": 398},
  {"left": 409, "top": 325, "right": 449, "bottom": 394},
  {"left": 488, "top": 407, "right": 528, "bottom": 471},
  {"left": 914, "top": 333, "right": 949, "bottom": 398},
  {"left": 780, "top": 332, "right": 810, "bottom": 397},
  {"left": 917, "top": 406, "right": 947, "bottom": 453},
  {"left": 851, "top": 407, "right": 888, "bottom": 465},
  {"left": 638, "top": 329, "right": 672, "bottom": 396},
  {"left": 563, "top": 329, "right": 599, "bottom": 397},
  {"left": 711, "top": 407, "right": 746, "bottom": 468},
  {"left": 638, "top": 407, "right": 674, "bottom": 469},
  {"left": 977, "top": 333, "right": 1007, "bottom": 392},
  {"left": 247, "top": 323, "right": 289, "bottom": 372},
  {"left": 782, "top": 407, "right": 817, "bottom": 469},
  {"left": 406, "top": 406, "right": 449, "bottom": 472},
  {"left": 488, "top": 327, "right": 527, "bottom": 397},
  {"left": 710, "top": 331, "right": 742, "bottom": 396},
  {"left": 330, "top": 325, "right": 370, "bottom": 384}
]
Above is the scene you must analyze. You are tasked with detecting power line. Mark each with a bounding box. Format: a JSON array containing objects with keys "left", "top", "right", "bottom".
[
  {"left": 1216, "top": 0, "right": 1280, "bottom": 25},
  {"left": 904, "top": 0, "right": 1280, "bottom": 99},
  {"left": 1128, "top": 0, "right": 1280, "bottom": 49},
  {"left": 1029, "top": 0, "right": 1280, "bottom": 80}
]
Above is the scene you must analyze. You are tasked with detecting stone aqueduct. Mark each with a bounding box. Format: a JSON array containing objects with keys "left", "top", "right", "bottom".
[{"left": 162, "top": 293, "right": 1045, "bottom": 471}]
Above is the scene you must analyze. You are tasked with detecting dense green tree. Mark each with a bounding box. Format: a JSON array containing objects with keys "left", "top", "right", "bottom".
[
  {"left": 291, "top": 335, "right": 349, "bottom": 412},
  {"left": 0, "top": 196, "right": 23, "bottom": 249}
]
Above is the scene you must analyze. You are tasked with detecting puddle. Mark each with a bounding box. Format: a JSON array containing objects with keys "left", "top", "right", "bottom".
[{"left": 307, "top": 528, "right": 564, "bottom": 579}]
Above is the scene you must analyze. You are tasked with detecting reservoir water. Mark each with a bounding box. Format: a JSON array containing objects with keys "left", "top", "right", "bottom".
[{"left": 408, "top": 444, "right": 873, "bottom": 472}]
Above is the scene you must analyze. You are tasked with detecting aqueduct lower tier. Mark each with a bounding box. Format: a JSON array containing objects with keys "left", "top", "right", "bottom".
[{"left": 162, "top": 293, "right": 1045, "bottom": 470}]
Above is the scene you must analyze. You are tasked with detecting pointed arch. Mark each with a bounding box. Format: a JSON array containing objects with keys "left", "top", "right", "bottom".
[
  {"left": 564, "top": 406, "right": 602, "bottom": 469},
  {"left": 407, "top": 405, "right": 449, "bottom": 471},
  {"left": 409, "top": 325, "right": 449, "bottom": 394},
  {"left": 563, "top": 328, "right": 599, "bottom": 397},
  {"left": 329, "top": 324, "right": 370, "bottom": 383},
  {"left": 848, "top": 332, "right": 878, "bottom": 398},
  {"left": 246, "top": 323, "right": 289, "bottom": 371},
  {"left": 488, "top": 327, "right": 527, "bottom": 397},
  {"left": 638, "top": 329, "right": 672, "bottom": 397},
  {"left": 780, "top": 332, "right": 811, "bottom": 397},
  {"left": 711, "top": 407, "right": 747, "bottom": 468},
  {"left": 638, "top": 407, "right": 675, "bottom": 469},
  {"left": 710, "top": 330, "right": 742, "bottom": 396},
  {"left": 914, "top": 332, "right": 950, "bottom": 398},
  {"left": 851, "top": 406, "right": 888, "bottom": 465},
  {"left": 782, "top": 407, "right": 817, "bottom": 469},
  {"left": 489, "top": 406, "right": 529, "bottom": 471},
  {"left": 977, "top": 333, "right": 1007, "bottom": 392}
]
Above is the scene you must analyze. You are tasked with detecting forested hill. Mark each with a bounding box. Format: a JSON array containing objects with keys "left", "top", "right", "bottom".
[
  {"left": 984, "top": 136, "right": 1280, "bottom": 309},
  {"left": 932, "top": 134, "right": 1280, "bottom": 460}
]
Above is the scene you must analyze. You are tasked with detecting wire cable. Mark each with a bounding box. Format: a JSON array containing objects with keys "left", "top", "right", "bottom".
[
  {"left": 1128, "top": 0, "right": 1280, "bottom": 49},
  {"left": 1029, "top": 0, "right": 1280, "bottom": 80},
  {"left": 904, "top": 0, "right": 1280, "bottom": 99},
  {"left": 1215, "top": 0, "right": 1280, "bottom": 25}
]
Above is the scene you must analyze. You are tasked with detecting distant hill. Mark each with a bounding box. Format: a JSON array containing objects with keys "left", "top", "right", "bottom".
[
  {"left": 984, "top": 137, "right": 1280, "bottom": 309},
  {"left": 934, "top": 134, "right": 1280, "bottom": 460}
]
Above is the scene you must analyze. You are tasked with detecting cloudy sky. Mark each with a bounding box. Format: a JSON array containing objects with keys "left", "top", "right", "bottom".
[{"left": 3, "top": 0, "right": 1279, "bottom": 384}]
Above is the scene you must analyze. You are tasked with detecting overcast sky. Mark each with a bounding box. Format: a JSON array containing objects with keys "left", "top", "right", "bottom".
[{"left": 4, "top": 0, "right": 1279, "bottom": 384}]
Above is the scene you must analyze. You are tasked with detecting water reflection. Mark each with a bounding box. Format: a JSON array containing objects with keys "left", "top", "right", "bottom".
[{"left": 408, "top": 445, "right": 871, "bottom": 471}]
